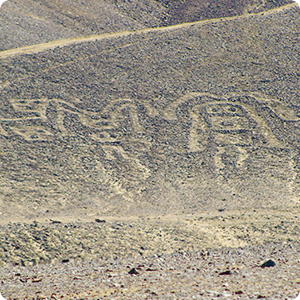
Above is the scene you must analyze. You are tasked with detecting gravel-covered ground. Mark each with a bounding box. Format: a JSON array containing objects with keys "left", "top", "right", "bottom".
[
  {"left": 1, "top": 241, "right": 299, "bottom": 299},
  {"left": 0, "top": 208, "right": 300, "bottom": 267},
  {"left": 0, "top": 208, "right": 299, "bottom": 299}
]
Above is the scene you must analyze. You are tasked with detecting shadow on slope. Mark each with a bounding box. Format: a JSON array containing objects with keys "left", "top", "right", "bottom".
[{"left": 158, "top": 0, "right": 293, "bottom": 24}]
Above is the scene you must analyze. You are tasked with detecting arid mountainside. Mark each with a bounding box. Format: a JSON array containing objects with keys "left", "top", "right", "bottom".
[
  {"left": 0, "top": 2, "right": 299, "bottom": 221},
  {"left": 157, "top": 0, "right": 293, "bottom": 23},
  {"left": 0, "top": 0, "right": 293, "bottom": 51},
  {"left": 0, "top": 1, "right": 300, "bottom": 299}
]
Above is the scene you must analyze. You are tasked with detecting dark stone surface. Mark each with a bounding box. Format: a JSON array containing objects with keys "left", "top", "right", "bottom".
[{"left": 260, "top": 259, "right": 276, "bottom": 268}]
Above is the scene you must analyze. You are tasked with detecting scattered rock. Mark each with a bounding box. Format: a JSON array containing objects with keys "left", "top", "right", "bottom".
[
  {"left": 219, "top": 270, "right": 232, "bottom": 275},
  {"left": 145, "top": 290, "right": 158, "bottom": 296},
  {"left": 146, "top": 268, "right": 157, "bottom": 271},
  {"left": 62, "top": 259, "right": 69, "bottom": 263},
  {"left": 260, "top": 259, "right": 276, "bottom": 268},
  {"left": 235, "top": 291, "right": 243, "bottom": 294},
  {"left": 95, "top": 219, "right": 106, "bottom": 223},
  {"left": 50, "top": 220, "right": 62, "bottom": 224},
  {"left": 128, "top": 268, "right": 139, "bottom": 275},
  {"left": 257, "top": 295, "right": 266, "bottom": 299}
]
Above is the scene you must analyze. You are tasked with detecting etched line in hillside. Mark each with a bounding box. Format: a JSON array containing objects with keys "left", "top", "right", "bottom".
[
  {"left": 189, "top": 106, "right": 210, "bottom": 152},
  {"left": 0, "top": 97, "right": 151, "bottom": 194},
  {"left": 163, "top": 92, "right": 220, "bottom": 120},
  {"left": 9, "top": 98, "right": 48, "bottom": 121},
  {"left": 0, "top": 97, "right": 152, "bottom": 155},
  {"left": 163, "top": 91, "right": 300, "bottom": 148},
  {"left": 0, "top": 2, "right": 297, "bottom": 60},
  {"left": 0, "top": 98, "right": 53, "bottom": 141},
  {"left": 161, "top": 92, "right": 300, "bottom": 191}
]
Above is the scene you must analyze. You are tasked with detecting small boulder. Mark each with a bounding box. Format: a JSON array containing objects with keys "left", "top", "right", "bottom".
[
  {"left": 128, "top": 268, "right": 139, "bottom": 275},
  {"left": 95, "top": 219, "right": 106, "bottom": 223},
  {"left": 219, "top": 270, "right": 232, "bottom": 275},
  {"left": 260, "top": 259, "right": 276, "bottom": 268}
]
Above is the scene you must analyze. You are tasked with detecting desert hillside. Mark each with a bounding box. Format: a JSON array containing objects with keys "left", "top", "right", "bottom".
[
  {"left": 0, "top": 2, "right": 300, "bottom": 220},
  {"left": 0, "top": 0, "right": 293, "bottom": 51},
  {"left": 0, "top": 1, "right": 300, "bottom": 299}
]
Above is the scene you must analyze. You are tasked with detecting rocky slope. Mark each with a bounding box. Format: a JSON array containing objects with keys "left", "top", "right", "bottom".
[
  {"left": 0, "top": 0, "right": 293, "bottom": 51},
  {"left": 0, "top": 1, "right": 300, "bottom": 299}
]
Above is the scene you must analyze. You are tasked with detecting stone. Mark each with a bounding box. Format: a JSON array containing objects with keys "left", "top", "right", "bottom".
[
  {"left": 219, "top": 270, "right": 232, "bottom": 275},
  {"left": 128, "top": 268, "right": 139, "bottom": 275},
  {"left": 95, "top": 219, "right": 106, "bottom": 223},
  {"left": 260, "top": 259, "right": 276, "bottom": 268},
  {"left": 50, "top": 220, "right": 62, "bottom": 224},
  {"left": 62, "top": 259, "right": 69, "bottom": 263},
  {"left": 235, "top": 291, "right": 243, "bottom": 294}
]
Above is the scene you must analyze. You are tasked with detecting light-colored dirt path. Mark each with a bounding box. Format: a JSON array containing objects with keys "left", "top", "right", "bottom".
[{"left": 0, "top": 2, "right": 298, "bottom": 60}]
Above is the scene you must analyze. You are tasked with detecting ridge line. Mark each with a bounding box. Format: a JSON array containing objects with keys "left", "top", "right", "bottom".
[{"left": 0, "top": 2, "right": 297, "bottom": 60}]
